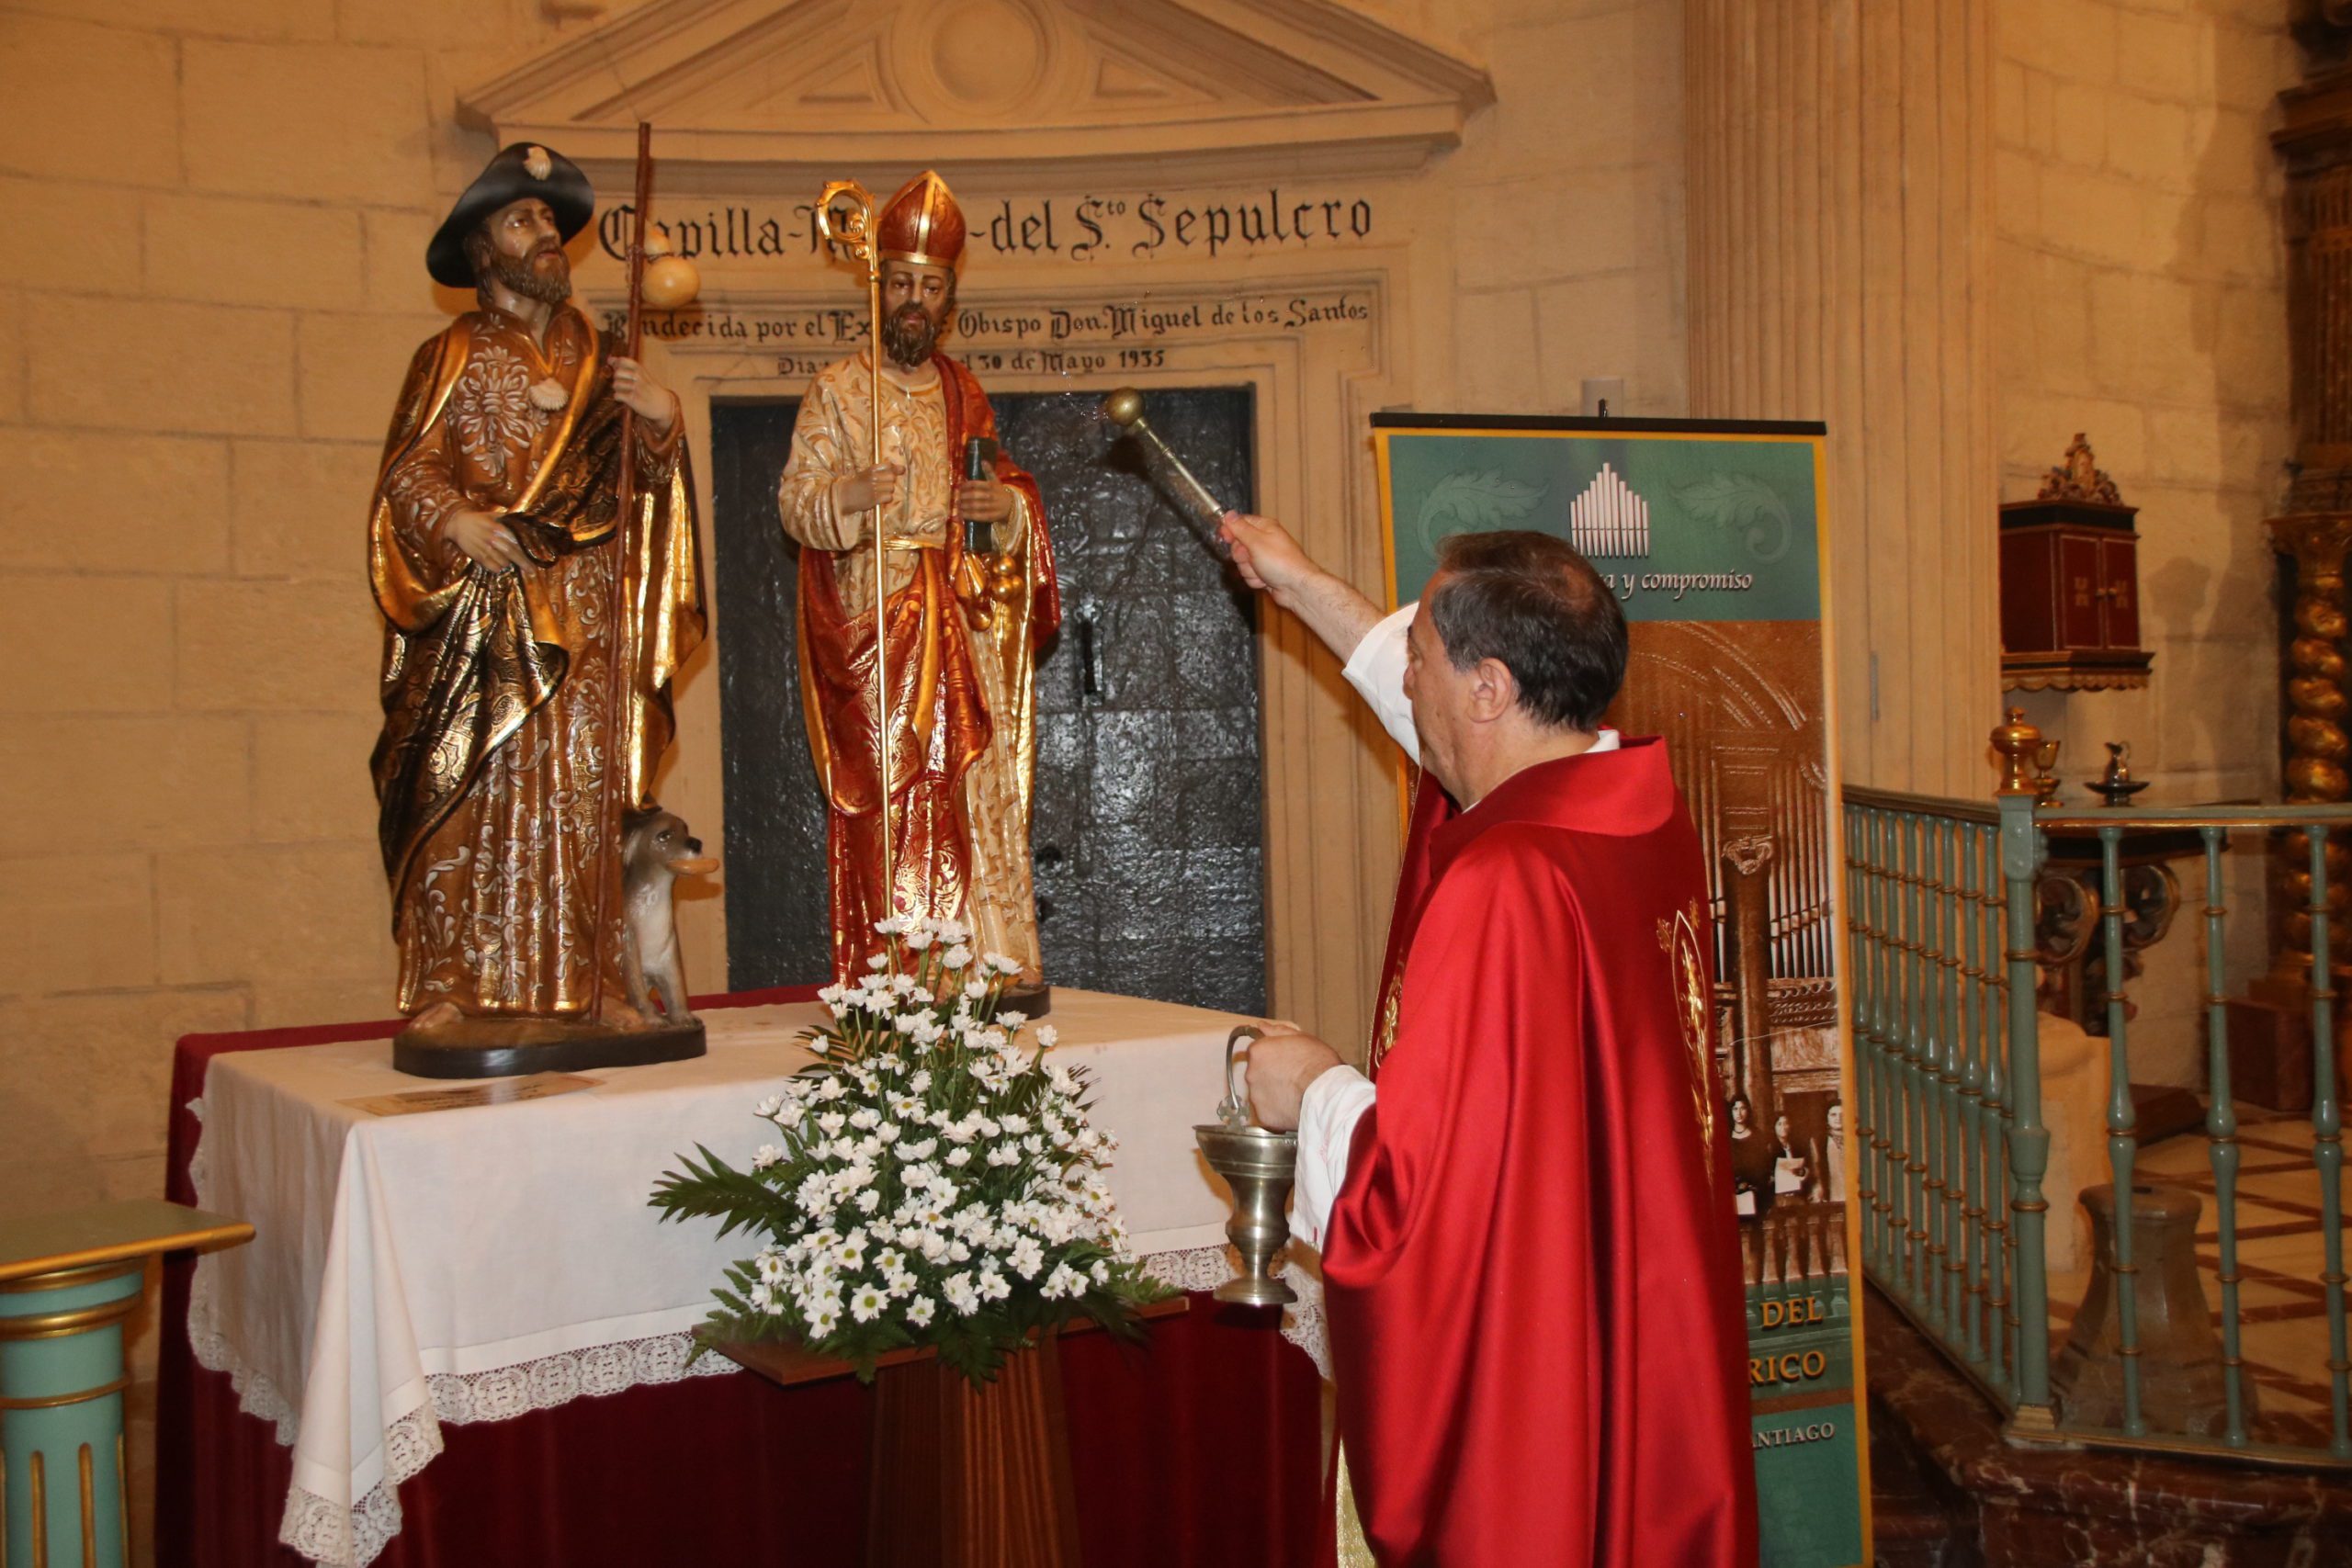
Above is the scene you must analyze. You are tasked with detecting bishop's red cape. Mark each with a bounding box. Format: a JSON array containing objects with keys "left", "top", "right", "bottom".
[{"left": 1322, "top": 739, "right": 1758, "bottom": 1565}]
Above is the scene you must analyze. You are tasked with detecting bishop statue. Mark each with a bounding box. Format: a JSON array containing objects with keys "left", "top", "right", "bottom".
[{"left": 778, "top": 172, "right": 1060, "bottom": 987}]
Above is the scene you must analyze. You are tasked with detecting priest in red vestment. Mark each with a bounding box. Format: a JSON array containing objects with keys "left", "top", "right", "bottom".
[{"left": 1221, "top": 515, "right": 1757, "bottom": 1567}]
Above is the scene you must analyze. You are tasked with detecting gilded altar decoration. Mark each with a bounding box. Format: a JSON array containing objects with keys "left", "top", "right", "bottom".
[
  {"left": 650, "top": 916, "right": 1166, "bottom": 1384},
  {"left": 2037, "top": 431, "right": 2123, "bottom": 505},
  {"left": 369, "top": 142, "right": 706, "bottom": 1041},
  {"left": 779, "top": 171, "right": 1060, "bottom": 986}
]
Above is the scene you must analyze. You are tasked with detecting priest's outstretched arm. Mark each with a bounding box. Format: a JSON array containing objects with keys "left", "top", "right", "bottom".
[
  {"left": 1220, "top": 510, "right": 1391, "bottom": 1247},
  {"left": 1218, "top": 513, "right": 1419, "bottom": 757}
]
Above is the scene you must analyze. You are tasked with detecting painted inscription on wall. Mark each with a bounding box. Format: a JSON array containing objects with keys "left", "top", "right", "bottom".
[
  {"left": 600, "top": 288, "right": 1374, "bottom": 380},
  {"left": 600, "top": 187, "right": 1377, "bottom": 266}
]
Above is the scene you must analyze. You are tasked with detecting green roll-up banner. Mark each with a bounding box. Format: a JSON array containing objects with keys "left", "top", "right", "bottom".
[{"left": 1374, "top": 414, "right": 1871, "bottom": 1568}]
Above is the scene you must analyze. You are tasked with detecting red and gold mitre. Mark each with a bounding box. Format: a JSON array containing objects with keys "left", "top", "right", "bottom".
[{"left": 876, "top": 171, "right": 966, "bottom": 269}]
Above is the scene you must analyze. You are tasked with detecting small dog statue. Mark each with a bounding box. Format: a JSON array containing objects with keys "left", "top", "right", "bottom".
[{"left": 621, "top": 807, "right": 717, "bottom": 1024}]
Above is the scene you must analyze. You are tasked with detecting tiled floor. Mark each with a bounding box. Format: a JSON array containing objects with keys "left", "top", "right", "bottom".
[{"left": 2076, "top": 1108, "right": 2349, "bottom": 1449}]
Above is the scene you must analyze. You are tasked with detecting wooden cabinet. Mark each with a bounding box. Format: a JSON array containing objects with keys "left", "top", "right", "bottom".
[{"left": 1999, "top": 498, "right": 2152, "bottom": 691}]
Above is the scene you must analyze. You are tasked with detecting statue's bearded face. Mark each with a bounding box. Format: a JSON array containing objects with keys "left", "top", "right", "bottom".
[
  {"left": 468, "top": 197, "right": 571, "bottom": 308},
  {"left": 879, "top": 260, "right": 955, "bottom": 368}
]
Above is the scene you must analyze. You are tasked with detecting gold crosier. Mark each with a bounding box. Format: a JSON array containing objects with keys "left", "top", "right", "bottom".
[{"left": 815, "top": 180, "right": 896, "bottom": 937}]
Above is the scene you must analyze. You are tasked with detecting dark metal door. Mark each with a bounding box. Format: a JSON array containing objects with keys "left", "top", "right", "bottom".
[{"left": 709, "top": 388, "right": 1264, "bottom": 1014}]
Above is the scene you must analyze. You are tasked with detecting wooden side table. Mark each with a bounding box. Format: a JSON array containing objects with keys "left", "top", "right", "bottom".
[{"left": 1, "top": 1200, "right": 251, "bottom": 1568}]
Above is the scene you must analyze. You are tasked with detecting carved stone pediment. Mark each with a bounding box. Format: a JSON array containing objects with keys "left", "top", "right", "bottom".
[{"left": 459, "top": 0, "right": 1491, "bottom": 189}]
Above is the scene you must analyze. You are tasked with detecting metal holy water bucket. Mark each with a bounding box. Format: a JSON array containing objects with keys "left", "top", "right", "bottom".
[{"left": 1193, "top": 1025, "right": 1299, "bottom": 1306}]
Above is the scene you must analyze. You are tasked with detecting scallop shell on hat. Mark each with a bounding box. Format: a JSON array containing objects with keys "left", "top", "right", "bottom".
[{"left": 525, "top": 146, "right": 553, "bottom": 182}]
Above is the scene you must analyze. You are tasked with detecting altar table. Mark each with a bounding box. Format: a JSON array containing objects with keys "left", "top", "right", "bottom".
[{"left": 155, "top": 987, "right": 1325, "bottom": 1568}]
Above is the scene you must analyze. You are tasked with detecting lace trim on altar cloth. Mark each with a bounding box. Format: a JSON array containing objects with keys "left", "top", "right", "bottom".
[
  {"left": 1144, "top": 1245, "right": 1329, "bottom": 1382},
  {"left": 187, "top": 1098, "right": 1325, "bottom": 1567},
  {"left": 188, "top": 1099, "right": 727, "bottom": 1568}
]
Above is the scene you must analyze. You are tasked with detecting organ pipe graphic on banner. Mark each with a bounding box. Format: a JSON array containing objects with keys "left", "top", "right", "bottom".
[{"left": 1569, "top": 462, "right": 1651, "bottom": 558}]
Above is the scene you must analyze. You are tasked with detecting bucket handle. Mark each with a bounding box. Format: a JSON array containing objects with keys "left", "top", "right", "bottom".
[{"left": 1218, "top": 1025, "right": 1264, "bottom": 1130}]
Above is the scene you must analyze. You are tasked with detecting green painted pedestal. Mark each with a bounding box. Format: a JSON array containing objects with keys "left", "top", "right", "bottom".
[{"left": 0, "top": 1200, "right": 250, "bottom": 1568}]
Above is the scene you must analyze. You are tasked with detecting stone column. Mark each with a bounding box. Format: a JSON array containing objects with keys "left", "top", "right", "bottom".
[{"left": 1685, "top": 0, "right": 2001, "bottom": 795}]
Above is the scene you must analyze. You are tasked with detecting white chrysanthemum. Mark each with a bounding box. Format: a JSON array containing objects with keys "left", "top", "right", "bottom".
[
  {"left": 944, "top": 1275, "right": 981, "bottom": 1315},
  {"left": 944, "top": 945, "right": 972, "bottom": 969},
  {"left": 1037, "top": 1024, "right": 1060, "bottom": 1050},
  {"left": 1008, "top": 1236, "right": 1046, "bottom": 1279},
  {"left": 817, "top": 1111, "right": 847, "bottom": 1136},
  {"left": 808, "top": 1303, "right": 842, "bottom": 1335},
  {"left": 751, "top": 1144, "right": 782, "bottom": 1171},
  {"left": 944, "top": 1147, "right": 971, "bottom": 1168},
  {"left": 866, "top": 953, "right": 889, "bottom": 971},
  {"left": 986, "top": 953, "right": 1023, "bottom": 976},
  {"left": 850, "top": 1285, "right": 887, "bottom": 1323},
  {"left": 905, "top": 931, "right": 933, "bottom": 951},
  {"left": 978, "top": 1267, "right": 1012, "bottom": 1302},
  {"left": 905, "top": 1295, "right": 936, "bottom": 1326}
]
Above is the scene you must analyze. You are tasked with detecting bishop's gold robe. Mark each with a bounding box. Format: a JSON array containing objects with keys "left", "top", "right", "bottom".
[
  {"left": 777, "top": 350, "right": 1058, "bottom": 982},
  {"left": 368, "top": 304, "right": 705, "bottom": 1018}
]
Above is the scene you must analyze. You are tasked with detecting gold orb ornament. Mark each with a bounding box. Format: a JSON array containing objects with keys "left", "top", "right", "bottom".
[
  {"left": 643, "top": 254, "right": 700, "bottom": 310},
  {"left": 1102, "top": 386, "right": 1144, "bottom": 427}
]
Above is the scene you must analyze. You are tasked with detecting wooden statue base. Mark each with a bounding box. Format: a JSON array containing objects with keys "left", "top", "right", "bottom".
[
  {"left": 1001, "top": 980, "right": 1052, "bottom": 1018},
  {"left": 390, "top": 1013, "right": 707, "bottom": 1079}
]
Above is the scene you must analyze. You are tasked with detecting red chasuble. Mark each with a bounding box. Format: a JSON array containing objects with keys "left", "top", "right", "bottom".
[{"left": 1324, "top": 739, "right": 1758, "bottom": 1566}]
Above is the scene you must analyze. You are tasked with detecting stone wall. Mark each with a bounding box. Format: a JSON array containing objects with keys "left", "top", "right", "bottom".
[
  {"left": 0, "top": 0, "right": 571, "bottom": 1217},
  {"left": 1438, "top": 0, "right": 1688, "bottom": 417},
  {"left": 1992, "top": 0, "right": 2300, "bottom": 1082}
]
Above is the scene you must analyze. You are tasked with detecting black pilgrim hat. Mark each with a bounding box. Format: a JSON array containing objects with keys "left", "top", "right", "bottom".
[{"left": 425, "top": 143, "right": 595, "bottom": 288}]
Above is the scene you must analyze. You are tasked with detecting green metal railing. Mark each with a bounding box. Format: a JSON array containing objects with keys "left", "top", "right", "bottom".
[{"left": 1843, "top": 739, "right": 2352, "bottom": 1466}]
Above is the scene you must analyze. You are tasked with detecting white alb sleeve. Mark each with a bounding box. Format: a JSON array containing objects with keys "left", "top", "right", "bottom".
[
  {"left": 1340, "top": 603, "right": 1419, "bottom": 759},
  {"left": 1292, "top": 1064, "right": 1377, "bottom": 1253}
]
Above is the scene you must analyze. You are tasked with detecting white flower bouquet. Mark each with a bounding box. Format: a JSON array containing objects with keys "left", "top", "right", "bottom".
[{"left": 651, "top": 916, "right": 1169, "bottom": 1385}]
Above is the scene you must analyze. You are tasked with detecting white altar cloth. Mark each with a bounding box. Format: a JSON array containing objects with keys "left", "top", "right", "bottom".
[{"left": 187, "top": 990, "right": 1309, "bottom": 1568}]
